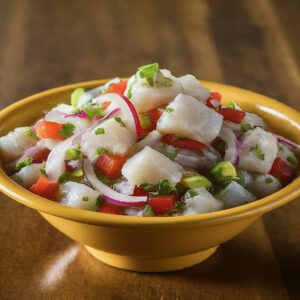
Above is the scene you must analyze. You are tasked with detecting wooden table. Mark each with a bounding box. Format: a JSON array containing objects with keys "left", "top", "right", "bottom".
[{"left": 0, "top": 0, "right": 299, "bottom": 299}]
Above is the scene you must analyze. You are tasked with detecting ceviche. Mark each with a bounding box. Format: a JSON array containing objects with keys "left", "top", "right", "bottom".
[{"left": 1, "top": 63, "right": 299, "bottom": 217}]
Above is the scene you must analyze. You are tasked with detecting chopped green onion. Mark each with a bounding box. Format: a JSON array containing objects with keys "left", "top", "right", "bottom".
[
  {"left": 265, "top": 177, "right": 274, "bottom": 184},
  {"left": 95, "top": 128, "right": 105, "bottom": 135},
  {"left": 16, "top": 157, "right": 33, "bottom": 170},
  {"left": 58, "top": 123, "right": 75, "bottom": 139},
  {"left": 250, "top": 145, "right": 265, "bottom": 160},
  {"left": 287, "top": 156, "right": 298, "bottom": 165},
  {"left": 82, "top": 196, "right": 89, "bottom": 202},
  {"left": 96, "top": 147, "right": 108, "bottom": 155},
  {"left": 241, "top": 123, "right": 252, "bottom": 132},
  {"left": 166, "top": 108, "right": 174, "bottom": 113}
]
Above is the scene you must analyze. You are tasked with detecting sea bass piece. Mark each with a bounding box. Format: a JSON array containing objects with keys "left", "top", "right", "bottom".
[
  {"left": 81, "top": 118, "right": 135, "bottom": 162},
  {"left": 122, "top": 146, "right": 183, "bottom": 185},
  {"left": 0, "top": 127, "right": 37, "bottom": 162},
  {"left": 157, "top": 94, "right": 223, "bottom": 143},
  {"left": 238, "top": 127, "right": 277, "bottom": 173}
]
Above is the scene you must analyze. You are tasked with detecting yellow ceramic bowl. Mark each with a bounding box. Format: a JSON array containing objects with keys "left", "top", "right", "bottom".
[{"left": 0, "top": 80, "right": 300, "bottom": 272}]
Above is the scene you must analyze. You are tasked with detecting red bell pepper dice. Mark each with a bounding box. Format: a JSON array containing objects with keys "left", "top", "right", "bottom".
[
  {"left": 162, "top": 134, "right": 206, "bottom": 151},
  {"left": 34, "top": 121, "right": 64, "bottom": 140},
  {"left": 218, "top": 107, "right": 246, "bottom": 124},
  {"left": 96, "top": 153, "right": 127, "bottom": 179},
  {"left": 270, "top": 157, "right": 293, "bottom": 182},
  {"left": 108, "top": 81, "right": 127, "bottom": 95},
  {"left": 98, "top": 203, "right": 124, "bottom": 215},
  {"left": 30, "top": 176, "right": 59, "bottom": 199},
  {"left": 206, "top": 92, "right": 221, "bottom": 108},
  {"left": 133, "top": 186, "right": 149, "bottom": 196},
  {"left": 148, "top": 194, "right": 176, "bottom": 215}
]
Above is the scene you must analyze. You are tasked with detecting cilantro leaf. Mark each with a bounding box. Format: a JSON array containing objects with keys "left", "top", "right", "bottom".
[
  {"left": 139, "top": 182, "right": 156, "bottom": 192},
  {"left": 16, "top": 157, "right": 33, "bottom": 170},
  {"left": 24, "top": 127, "right": 38, "bottom": 140},
  {"left": 58, "top": 123, "right": 75, "bottom": 139},
  {"left": 127, "top": 74, "right": 138, "bottom": 99},
  {"left": 58, "top": 169, "right": 83, "bottom": 184},
  {"left": 95, "top": 128, "right": 105, "bottom": 135},
  {"left": 156, "top": 179, "right": 177, "bottom": 195},
  {"left": 186, "top": 189, "right": 199, "bottom": 199},
  {"left": 95, "top": 195, "right": 105, "bottom": 211},
  {"left": 158, "top": 148, "right": 177, "bottom": 160},
  {"left": 227, "top": 101, "right": 236, "bottom": 108},
  {"left": 71, "top": 88, "right": 85, "bottom": 107},
  {"left": 250, "top": 145, "right": 265, "bottom": 160},
  {"left": 138, "top": 63, "right": 159, "bottom": 79},
  {"left": 114, "top": 117, "right": 126, "bottom": 127}
]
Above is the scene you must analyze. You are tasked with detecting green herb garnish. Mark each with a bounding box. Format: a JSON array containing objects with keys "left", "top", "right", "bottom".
[
  {"left": 24, "top": 127, "right": 38, "bottom": 140},
  {"left": 95, "top": 195, "right": 105, "bottom": 211},
  {"left": 96, "top": 147, "right": 108, "bottom": 155},
  {"left": 114, "top": 117, "right": 126, "bottom": 127},
  {"left": 139, "top": 182, "right": 156, "bottom": 192},
  {"left": 287, "top": 156, "right": 298, "bottom": 165},
  {"left": 95, "top": 128, "right": 105, "bottom": 135},
  {"left": 16, "top": 157, "right": 33, "bottom": 170},
  {"left": 158, "top": 148, "right": 177, "bottom": 160},
  {"left": 58, "top": 123, "right": 75, "bottom": 139},
  {"left": 156, "top": 179, "right": 177, "bottom": 195},
  {"left": 82, "top": 196, "right": 89, "bottom": 202},
  {"left": 166, "top": 107, "right": 174, "bottom": 113},
  {"left": 82, "top": 105, "right": 104, "bottom": 118},
  {"left": 127, "top": 74, "right": 138, "bottom": 99},
  {"left": 186, "top": 189, "right": 199, "bottom": 199},
  {"left": 227, "top": 101, "right": 236, "bottom": 108},
  {"left": 65, "top": 145, "right": 83, "bottom": 161},
  {"left": 265, "top": 177, "right": 274, "bottom": 184},
  {"left": 241, "top": 123, "right": 252, "bottom": 132},
  {"left": 250, "top": 145, "right": 265, "bottom": 160},
  {"left": 58, "top": 169, "right": 83, "bottom": 183}
]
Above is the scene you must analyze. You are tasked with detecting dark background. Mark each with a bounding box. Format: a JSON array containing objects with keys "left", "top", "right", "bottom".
[{"left": 0, "top": 0, "right": 300, "bottom": 299}]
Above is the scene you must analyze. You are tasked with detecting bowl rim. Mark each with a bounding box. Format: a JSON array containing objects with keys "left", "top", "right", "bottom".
[{"left": 0, "top": 79, "right": 300, "bottom": 229}]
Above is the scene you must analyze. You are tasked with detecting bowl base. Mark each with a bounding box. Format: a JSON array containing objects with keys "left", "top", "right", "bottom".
[{"left": 84, "top": 246, "right": 218, "bottom": 272}]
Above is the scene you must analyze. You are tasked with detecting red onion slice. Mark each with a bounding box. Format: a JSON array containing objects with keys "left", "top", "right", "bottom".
[
  {"left": 219, "top": 126, "right": 239, "bottom": 165},
  {"left": 273, "top": 134, "right": 300, "bottom": 152},
  {"left": 17, "top": 140, "right": 46, "bottom": 162},
  {"left": 83, "top": 159, "right": 147, "bottom": 206},
  {"left": 93, "top": 93, "right": 142, "bottom": 139}
]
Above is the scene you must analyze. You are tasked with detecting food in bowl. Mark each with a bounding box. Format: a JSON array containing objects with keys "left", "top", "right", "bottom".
[{"left": 1, "top": 63, "right": 299, "bottom": 217}]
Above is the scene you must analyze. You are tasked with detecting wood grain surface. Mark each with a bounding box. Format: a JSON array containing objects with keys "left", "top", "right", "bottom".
[{"left": 0, "top": 0, "right": 299, "bottom": 299}]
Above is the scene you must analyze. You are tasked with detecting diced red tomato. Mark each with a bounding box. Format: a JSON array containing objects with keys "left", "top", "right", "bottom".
[
  {"left": 102, "top": 101, "right": 111, "bottom": 109},
  {"left": 206, "top": 91, "right": 222, "bottom": 109},
  {"left": 96, "top": 153, "right": 127, "bottom": 179},
  {"left": 270, "top": 157, "right": 293, "bottom": 182},
  {"left": 34, "top": 121, "right": 64, "bottom": 140},
  {"left": 162, "top": 134, "right": 206, "bottom": 151},
  {"left": 133, "top": 186, "right": 149, "bottom": 196},
  {"left": 30, "top": 176, "right": 59, "bottom": 199},
  {"left": 32, "top": 149, "right": 50, "bottom": 163},
  {"left": 148, "top": 194, "right": 176, "bottom": 215},
  {"left": 108, "top": 81, "right": 127, "bottom": 95},
  {"left": 218, "top": 107, "right": 246, "bottom": 124},
  {"left": 98, "top": 203, "right": 124, "bottom": 215}
]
